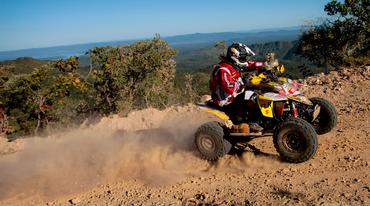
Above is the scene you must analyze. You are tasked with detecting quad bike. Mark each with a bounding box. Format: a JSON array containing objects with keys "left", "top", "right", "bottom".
[
  {"left": 247, "top": 64, "right": 338, "bottom": 135},
  {"left": 195, "top": 63, "right": 337, "bottom": 163},
  {"left": 195, "top": 95, "right": 318, "bottom": 163}
]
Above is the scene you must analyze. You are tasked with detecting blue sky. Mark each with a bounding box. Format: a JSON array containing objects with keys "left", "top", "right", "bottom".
[{"left": 0, "top": 0, "right": 329, "bottom": 51}]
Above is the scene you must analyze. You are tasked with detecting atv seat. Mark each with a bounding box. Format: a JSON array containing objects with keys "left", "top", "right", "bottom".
[
  {"left": 196, "top": 100, "right": 223, "bottom": 111},
  {"left": 205, "top": 100, "right": 224, "bottom": 111}
]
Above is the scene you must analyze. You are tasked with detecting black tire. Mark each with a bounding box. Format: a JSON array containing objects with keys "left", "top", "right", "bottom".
[
  {"left": 194, "top": 121, "right": 231, "bottom": 161},
  {"left": 273, "top": 118, "right": 318, "bottom": 163},
  {"left": 310, "top": 97, "right": 337, "bottom": 135}
]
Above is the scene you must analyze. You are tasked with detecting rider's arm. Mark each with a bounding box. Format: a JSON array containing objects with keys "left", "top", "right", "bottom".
[
  {"left": 219, "top": 68, "right": 236, "bottom": 94},
  {"left": 246, "top": 61, "right": 265, "bottom": 70}
]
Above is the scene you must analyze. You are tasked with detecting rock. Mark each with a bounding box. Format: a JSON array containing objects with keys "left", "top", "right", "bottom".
[
  {"left": 69, "top": 198, "right": 81, "bottom": 205},
  {"left": 289, "top": 167, "right": 297, "bottom": 172},
  {"left": 194, "top": 193, "right": 206, "bottom": 201}
]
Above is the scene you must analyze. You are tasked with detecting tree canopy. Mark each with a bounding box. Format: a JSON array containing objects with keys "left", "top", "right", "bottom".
[{"left": 296, "top": 0, "right": 370, "bottom": 68}]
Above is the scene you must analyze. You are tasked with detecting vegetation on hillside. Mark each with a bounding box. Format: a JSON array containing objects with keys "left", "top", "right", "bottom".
[
  {"left": 296, "top": 0, "right": 370, "bottom": 69},
  {"left": 0, "top": 57, "right": 48, "bottom": 74},
  {"left": 1, "top": 36, "right": 179, "bottom": 138}
]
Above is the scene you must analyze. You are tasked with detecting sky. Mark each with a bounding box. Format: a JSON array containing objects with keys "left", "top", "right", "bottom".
[{"left": 0, "top": 0, "right": 329, "bottom": 51}]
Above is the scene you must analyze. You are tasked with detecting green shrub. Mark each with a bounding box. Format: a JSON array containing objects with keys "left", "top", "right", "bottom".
[
  {"left": 88, "top": 35, "right": 177, "bottom": 115},
  {"left": 296, "top": 0, "right": 370, "bottom": 68}
]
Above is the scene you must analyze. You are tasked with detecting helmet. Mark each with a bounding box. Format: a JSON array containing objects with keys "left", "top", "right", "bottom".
[{"left": 226, "top": 42, "right": 255, "bottom": 70}]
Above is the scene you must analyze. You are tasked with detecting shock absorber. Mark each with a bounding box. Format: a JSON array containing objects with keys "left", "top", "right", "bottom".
[{"left": 291, "top": 102, "right": 299, "bottom": 118}]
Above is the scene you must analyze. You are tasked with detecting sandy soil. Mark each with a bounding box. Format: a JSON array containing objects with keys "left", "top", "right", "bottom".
[{"left": 0, "top": 67, "right": 369, "bottom": 206}]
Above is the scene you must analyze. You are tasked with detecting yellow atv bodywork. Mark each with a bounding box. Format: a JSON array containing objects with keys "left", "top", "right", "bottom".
[
  {"left": 250, "top": 64, "right": 286, "bottom": 86},
  {"left": 257, "top": 95, "right": 274, "bottom": 118},
  {"left": 250, "top": 73, "right": 267, "bottom": 85},
  {"left": 201, "top": 96, "right": 275, "bottom": 125},
  {"left": 277, "top": 65, "right": 285, "bottom": 74},
  {"left": 200, "top": 107, "right": 233, "bottom": 128},
  {"left": 204, "top": 108, "right": 230, "bottom": 121}
]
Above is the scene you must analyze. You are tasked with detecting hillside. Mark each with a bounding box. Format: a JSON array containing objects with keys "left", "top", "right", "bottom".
[
  {"left": 0, "top": 57, "right": 48, "bottom": 74},
  {"left": 0, "top": 39, "right": 322, "bottom": 83},
  {"left": 175, "top": 40, "right": 322, "bottom": 79},
  {"left": 175, "top": 41, "right": 299, "bottom": 70},
  {"left": 0, "top": 66, "right": 369, "bottom": 205},
  {"left": 0, "top": 28, "right": 317, "bottom": 81}
]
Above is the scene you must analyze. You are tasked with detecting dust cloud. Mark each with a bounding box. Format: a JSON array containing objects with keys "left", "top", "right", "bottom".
[
  {"left": 0, "top": 107, "right": 212, "bottom": 200},
  {"left": 0, "top": 106, "right": 274, "bottom": 201}
]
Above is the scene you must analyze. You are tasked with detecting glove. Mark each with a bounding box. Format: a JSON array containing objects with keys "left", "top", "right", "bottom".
[{"left": 264, "top": 59, "right": 279, "bottom": 70}]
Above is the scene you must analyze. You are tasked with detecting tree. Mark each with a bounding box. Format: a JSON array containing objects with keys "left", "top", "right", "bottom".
[
  {"left": 0, "top": 65, "right": 15, "bottom": 89},
  {"left": 214, "top": 40, "right": 227, "bottom": 50},
  {"left": 296, "top": 0, "right": 370, "bottom": 68},
  {"left": 1, "top": 59, "right": 89, "bottom": 136},
  {"left": 54, "top": 56, "right": 79, "bottom": 73},
  {"left": 88, "top": 35, "right": 177, "bottom": 115}
]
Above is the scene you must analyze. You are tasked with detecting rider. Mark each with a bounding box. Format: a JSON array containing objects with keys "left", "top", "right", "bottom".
[{"left": 209, "top": 42, "right": 267, "bottom": 130}]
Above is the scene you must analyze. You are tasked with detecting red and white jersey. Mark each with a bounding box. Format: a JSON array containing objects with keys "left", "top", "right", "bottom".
[
  {"left": 209, "top": 61, "right": 264, "bottom": 106},
  {"left": 210, "top": 62, "right": 244, "bottom": 106}
]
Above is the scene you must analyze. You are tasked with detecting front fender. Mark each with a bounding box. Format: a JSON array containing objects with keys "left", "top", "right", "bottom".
[{"left": 287, "top": 95, "right": 313, "bottom": 105}]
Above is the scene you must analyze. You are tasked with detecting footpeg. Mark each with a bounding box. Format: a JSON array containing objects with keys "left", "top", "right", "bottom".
[{"left": 249, "top": 123, "right": 264, "bottom": 132}]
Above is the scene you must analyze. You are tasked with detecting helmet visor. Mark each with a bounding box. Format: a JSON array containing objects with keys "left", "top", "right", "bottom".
[{"left": 238, "top": 54, "right": 248, "bottom": 63}]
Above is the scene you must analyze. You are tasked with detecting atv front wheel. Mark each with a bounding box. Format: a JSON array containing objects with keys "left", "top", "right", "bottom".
[
  {"left": 310, "top": 97, "right": 337, "bottom": 135},
  {"left": 273, "top": 118, "right": 318, "bottom": 163},
  {"left": 195, "top": 122, "right": 231, "bottom": 161}
]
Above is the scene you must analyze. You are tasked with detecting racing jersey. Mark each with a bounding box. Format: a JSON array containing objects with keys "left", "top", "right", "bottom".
[{"left": 210, "top": 61, "right": 264, "bottom": 106}]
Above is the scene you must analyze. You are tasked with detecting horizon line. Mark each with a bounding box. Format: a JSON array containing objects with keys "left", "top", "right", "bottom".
[{"left": 0, "top": 26, "right": 301, "bottom": 53}]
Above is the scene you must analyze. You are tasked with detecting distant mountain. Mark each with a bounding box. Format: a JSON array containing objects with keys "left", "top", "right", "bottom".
[
  {"left": 0, "top": 40, "right": 135, "bottom": 61},
  {"left": 168, "top": 29, "right": 300, "bottom": 45},
  {"left": 0, "top": 28, "right": 301, "bottom": 61}
]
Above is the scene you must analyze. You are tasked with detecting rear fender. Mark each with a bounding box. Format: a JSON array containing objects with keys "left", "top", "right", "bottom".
[
  {"left": 203, "top": 107, "right": 229, "bottom": 120},
  {"left": 198, "top": 105, "right": 233, "bottom": 128}
]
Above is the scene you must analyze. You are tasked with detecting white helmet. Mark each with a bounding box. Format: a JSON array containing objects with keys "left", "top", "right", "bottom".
[{"left": 226, "top": 42, "right": 255, "bottom": 70}]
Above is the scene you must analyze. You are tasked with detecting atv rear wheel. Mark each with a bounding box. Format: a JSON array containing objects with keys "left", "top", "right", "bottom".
[
  {"left": 195, "top": 121, "right": 231, "bottom": 161},
  {"left": 310, "top": 97, "right": 337, "bottom": 135},
  {"left": 273, "top": 118, "right": 318, "bottom": 163}
]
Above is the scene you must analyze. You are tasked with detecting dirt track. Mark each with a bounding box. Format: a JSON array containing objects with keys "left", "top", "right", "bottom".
[{"left": 0, "top": 67, "right": 369, "bottom": 205}]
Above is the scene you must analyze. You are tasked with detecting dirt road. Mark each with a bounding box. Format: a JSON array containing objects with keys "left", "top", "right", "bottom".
[{"left": 0, "top": 67, "right": 369, "bottom": 205}]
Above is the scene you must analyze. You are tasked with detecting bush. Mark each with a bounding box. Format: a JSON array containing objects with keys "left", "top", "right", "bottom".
[
  {"left": 1, "top": 57, "right": 92, "bottom": 137},
  {"left": 88, "top": 35, "right": 177, "bottom": 115}
]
